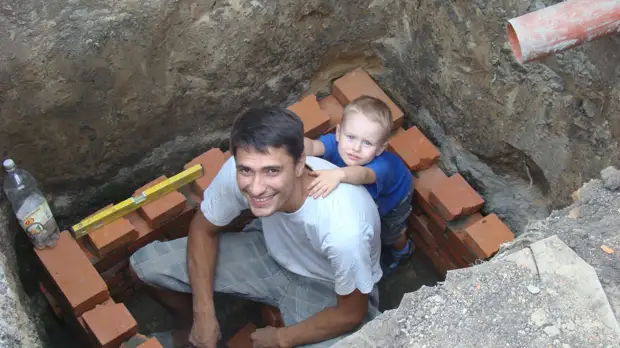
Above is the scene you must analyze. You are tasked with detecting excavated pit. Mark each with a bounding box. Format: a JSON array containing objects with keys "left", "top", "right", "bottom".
[{"left": 1, "top": 0, "right": 619, "bottom": 347}]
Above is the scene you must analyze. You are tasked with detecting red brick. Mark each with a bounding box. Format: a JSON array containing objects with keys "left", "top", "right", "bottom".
[
  {"left": 412, "top": 213, "right": 468, "bottom": 268},
  {"left": 185, "top": 148, "right": 228, "bottom": 196},
  {"left": 409, "top": 212, "right": 464, "bottom": 268},
  {"left": 409, "top": 213, "right": 462, "bottom": 274},
  {"left": 82, "top": 204, "right": 134, "bottom": 259},
  {"left": 408, "top": 213, "right": 438, "bottom": 251},
  {"left": 429, "top": 173, "right": 484, "bottom": 221},
  {"left": 126, "top": 202, "right": 196, "bottom": 253},
  {"left": 442, "top": 213, "right": 484, "bottom": 265},
  {"left": 417, "top": 198, "right": 447, "bottom": 232},
  {"left": 332, "top": 68, "right": 404, "bottom": 130},
  {"left": 110, "top": 280, "right": 134, "bottom": 299},
  {"left": 318, "top": 95, "right": 344, "bottom": 132},
  {"left": 82, "top": 301, "right": 138, "bottom": 348},
  {"left": 288, "top": 94, "right": 331, "bottom": 139},
  {"left": 135, "top": 176, "right": 187, "bottom": 229},
  {"left": 388, "top": 127, "right": 440, "bottom": 171},
  {"left": 410, "top": 229, "right": 457, "bottom": 276},
  {"left": 78, "top": 238, "right": 98, "bottom": 263},
  {"left": 413, "top": 165, "right": 449, "bottom": 230},
  {"left": 260, "top": 305, "right": 284, "bottom": 328},
  {"left": 97, "top": 250, "right": 127, "bottom": 274},
  {"left": 111, "top": 286, "right": 136, "bottom": 303},
  {"left": 35, "top": 231, "right": 109, "bottom": 317},
  {"left": 435, "top": 247, "right": 458, "bottom": 275},
  {"left": 164, "top": 203, "right": 198, "bottom": 240},
  {"left": 78, "top": 236, "right": 129, "bottom": 275},
  {"left": 100, "top": 260, "right": 131, "bottom": 295},
  {"left": 39, "top": 282, "right": 63, "bottom": 317},
  {"left": 227, "top": 323, "right": 257, "bottom": 348},
  {"left": 463, "top": 214, "right": 515, "bottom": 259},
  {"left": 138, "top": 338, "right": 163, "bottom": 347},
  {"left": 414, "top": 165, "right": 448, "bottom": 198},
  {"left": 121, "top": 335, "right": 163, "bottom": 348},
  {"left": 88, "top": 218, "right": 138, "bottom": 258},
  {"left": 120, "top": 334, "right": 148, "bottom": 348}
]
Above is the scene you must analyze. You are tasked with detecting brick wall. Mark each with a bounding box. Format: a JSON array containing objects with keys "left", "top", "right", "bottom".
[{"left": 35, "top": 67, "right": 514, "bottom": 347}]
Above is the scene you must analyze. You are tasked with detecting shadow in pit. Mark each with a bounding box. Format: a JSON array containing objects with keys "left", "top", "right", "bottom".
[
  {"left": 377, "top": 252, "right": 441, "bottom": 311},
  {"left": 125, "top": 291, "right": 262, "bottom": 348}
]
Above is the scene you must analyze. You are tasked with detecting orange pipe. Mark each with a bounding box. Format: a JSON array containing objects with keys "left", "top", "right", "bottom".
[{"left": 507, "top": 0, "right": 620, "bottom": 64}]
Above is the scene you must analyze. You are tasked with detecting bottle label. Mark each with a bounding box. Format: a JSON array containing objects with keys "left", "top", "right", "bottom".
[{"left": 19, "top": 202, "right": 54, "bottom": 236}]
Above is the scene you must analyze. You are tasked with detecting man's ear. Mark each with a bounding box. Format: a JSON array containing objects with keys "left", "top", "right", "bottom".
[{"left": 295, "top": 152, "right": 306, "bottom": 177}]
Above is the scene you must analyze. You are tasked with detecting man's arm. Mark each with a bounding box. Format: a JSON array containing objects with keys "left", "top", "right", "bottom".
[
  {"left": 188, "top": 156, "right": 248, "bottom": 320},
  {"left": 277, "top": 227, "right": 376, "bottom": 347},
  {"left": 186, "top": 212, "right": 223, "bottom": 319},
  {"left": 277, "top": 290, "right": 368, "bottom": 347},
  {"left": 304, "top": 137, "right": 326, "bottom": 157}
]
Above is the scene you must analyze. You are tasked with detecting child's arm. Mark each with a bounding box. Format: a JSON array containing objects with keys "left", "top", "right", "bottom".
[
  {"left": 308, "top": 166, "right": 376, "bottom": 199},
  {"left": 339, "top": 165, "right": 377, "bottom": 185},
  {"left": 304, "top": 137, "right": 326, "bottom": 157}
]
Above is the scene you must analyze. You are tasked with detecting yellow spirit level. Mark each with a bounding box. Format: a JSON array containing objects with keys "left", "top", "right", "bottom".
[{"left": 70, "top": 164, "right": 203, "bottom": 239}]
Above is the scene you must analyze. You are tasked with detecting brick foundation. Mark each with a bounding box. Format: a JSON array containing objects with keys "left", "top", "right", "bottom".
[{"left": 35, "top": 67, "right": 515, "bottom": 346}]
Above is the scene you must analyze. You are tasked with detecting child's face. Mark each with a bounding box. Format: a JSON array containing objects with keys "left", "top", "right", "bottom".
[{"left": 336, "top": 111, "right": 388, "bottom": 166}]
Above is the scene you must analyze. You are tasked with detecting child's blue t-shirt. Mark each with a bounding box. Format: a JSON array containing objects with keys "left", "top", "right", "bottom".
[{"left": 318, "top": 133, "right": 413, "bottom": 217}]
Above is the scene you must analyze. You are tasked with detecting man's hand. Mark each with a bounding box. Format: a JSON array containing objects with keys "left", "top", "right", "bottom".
[
  {"left": 307, "top": 169, "right": 345, "bottom": 199},
  {"left": 250, "top": 326, "right": 288, "bottom": 348},
  {"left": 188, "top": 314, "right": 221, "bottom": 348}
]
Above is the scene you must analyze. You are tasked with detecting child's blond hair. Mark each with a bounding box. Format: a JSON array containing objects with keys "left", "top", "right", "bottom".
[{"left": 341, "top": 96, "right": 392, "bottom": 142}]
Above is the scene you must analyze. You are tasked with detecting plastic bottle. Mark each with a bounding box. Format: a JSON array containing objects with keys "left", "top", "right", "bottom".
[{"left": 3, "top": 159, "right": 60, "bottom": 249}]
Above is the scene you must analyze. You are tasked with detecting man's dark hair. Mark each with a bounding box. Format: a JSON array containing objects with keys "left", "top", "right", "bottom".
[{"left": 230, "top": 107, "right": 305, "bottom": 163}]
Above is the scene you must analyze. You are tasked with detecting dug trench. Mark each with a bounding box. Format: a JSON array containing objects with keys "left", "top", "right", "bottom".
[
  {"left": 1, "top": 0, "right": 619, "bottom": 347},
  {"left": 22, "top": 67, "right": 534, "bottom": 348}
]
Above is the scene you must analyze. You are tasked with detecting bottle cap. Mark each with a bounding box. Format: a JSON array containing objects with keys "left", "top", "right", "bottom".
[{"left": 2, "top": 159, "right": 15, "bottom": 171}]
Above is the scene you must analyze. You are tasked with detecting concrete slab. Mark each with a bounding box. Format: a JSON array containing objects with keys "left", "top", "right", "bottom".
[
  {"left": 333, "top": 235, "right": 620, "bottom": 347},
  {"left": 501, "top": 235, "right": 620, "bottom": 335}
]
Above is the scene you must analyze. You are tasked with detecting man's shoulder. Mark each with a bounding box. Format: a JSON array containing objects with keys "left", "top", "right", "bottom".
[
  {"left": 309, "top": 169, "right": 379, "bottom": 224},
  {"left": 306, "top": 156, "right": 339, "bottom": 170},
  {"left": 216, "top": 155, "right": 237, "bottom": 181}
]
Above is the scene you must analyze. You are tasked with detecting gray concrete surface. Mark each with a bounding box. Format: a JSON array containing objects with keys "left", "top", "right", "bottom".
[{"left": 334, "top": 235, "right": 619, "bottom": 347}]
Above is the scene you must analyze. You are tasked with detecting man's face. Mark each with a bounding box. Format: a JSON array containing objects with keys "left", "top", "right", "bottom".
[
  {"left": 336, "top": 111, "right": 387, "bottom": 166},
  {"left": 235, "top": 146, "right": 305, "bottom": 217}
]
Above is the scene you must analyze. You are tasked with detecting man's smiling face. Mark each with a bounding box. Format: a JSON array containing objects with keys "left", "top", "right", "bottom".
[{"left": 235, "top": 146, "right": 305, "bottom": 217}]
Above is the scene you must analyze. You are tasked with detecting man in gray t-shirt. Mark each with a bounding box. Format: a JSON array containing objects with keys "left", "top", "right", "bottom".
[{"left": 129, "top": 107, "right": 383, "bottom": 348}]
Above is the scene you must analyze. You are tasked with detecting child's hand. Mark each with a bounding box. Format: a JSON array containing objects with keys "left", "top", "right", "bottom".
[{"left": 307, "top": 169, "right": 345, "bottom": 199}]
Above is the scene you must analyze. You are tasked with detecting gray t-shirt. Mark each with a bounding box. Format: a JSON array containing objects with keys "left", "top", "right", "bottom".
[{"left": 200, "top": 155, "right": 383, "bottom": 295}]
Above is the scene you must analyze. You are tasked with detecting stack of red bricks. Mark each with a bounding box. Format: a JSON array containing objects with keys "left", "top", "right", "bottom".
[{"left": 35, "top": 148, "right": 249, "bottom": 346}]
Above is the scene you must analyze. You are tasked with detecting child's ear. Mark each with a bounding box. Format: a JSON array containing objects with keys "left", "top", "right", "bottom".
[
  {"left": 376, "top": 141, "right": 388, "bottom": 156},
  {"left": 335, "top": 124, "right": 341, "bottom": 141}
]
